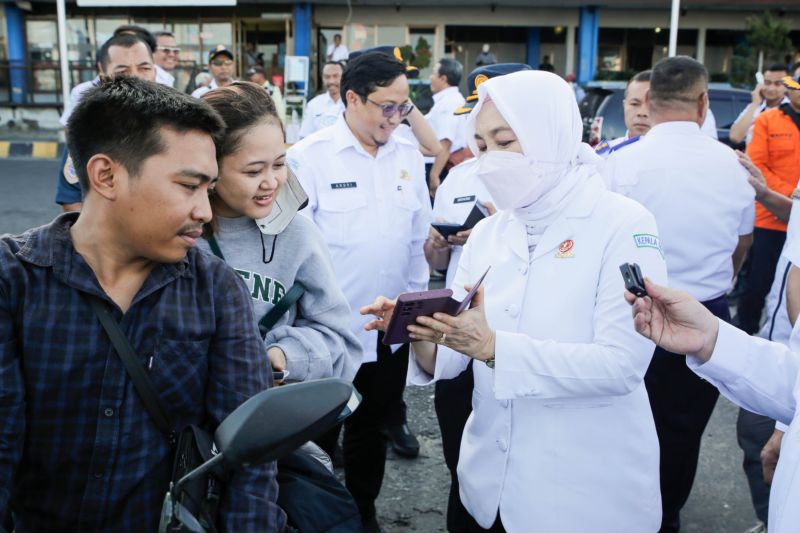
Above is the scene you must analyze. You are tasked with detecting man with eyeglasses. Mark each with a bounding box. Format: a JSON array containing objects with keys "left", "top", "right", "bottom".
[
  {"left": 191, "top": 45, "right": 236, "bottom": 98},
  {"left": 152, "top": 31, "right": 179, "bottom": 88},
  {"left": 288, "top": 51, "right": 431, "bottom": 533}
]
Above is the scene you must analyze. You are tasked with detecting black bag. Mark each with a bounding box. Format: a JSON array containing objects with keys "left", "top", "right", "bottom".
[
  {"left": 87, "top": 294, "right": 223, "bottom": 532},
  {"left": 277, "top": 448, "right": 363, "bottom": 533}
]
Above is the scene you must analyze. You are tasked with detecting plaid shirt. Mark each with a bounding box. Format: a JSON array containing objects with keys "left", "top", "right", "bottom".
[{"left": 0, "top": 213, "right": 285, "bottom": 532}]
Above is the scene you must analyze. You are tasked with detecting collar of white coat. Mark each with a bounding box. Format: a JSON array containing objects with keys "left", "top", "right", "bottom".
[
  {"left": 647, "top": 121, "right": 702, "bottom": 138},
  {"left": 499, "top": 174, "right": 606, "bottom": 262},
  {"left": 433, "top": 85, "right": 461, "bottom": 104},
  {"left": 330, "top": 114, "right": 399, "bottom": 158}
]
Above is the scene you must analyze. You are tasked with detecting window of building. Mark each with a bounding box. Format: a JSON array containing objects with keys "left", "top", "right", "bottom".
[
  {"left": 348, "top": 23, "right": 375, "bottom": 52},
  {"left": 26, "top": 19, "right": 59, "bottom": 95}
]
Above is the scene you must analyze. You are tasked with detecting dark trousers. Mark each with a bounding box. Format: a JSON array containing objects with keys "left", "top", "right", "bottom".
[
  {"left": 645, "top": 295, "right": 731, "bottom": 533},
  {"left": 736, "top": 228, "right": 786, "bottom": 334},
  {"left": 434, "top": 362, "right": 474, "bottom": 533},
  {"left": 343, "top": 334, "right": 409, "bottom": 521},
  {"left": 737, "top": 408, "right": 774, "bottom": 525}
]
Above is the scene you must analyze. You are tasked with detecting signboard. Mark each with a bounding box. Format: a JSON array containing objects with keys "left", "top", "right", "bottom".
[
  {"left": 284, "top": 56, "right": 309, "bottom": 84},
  {"left": 78, "top": 0, "right": 235, "bottom": 6}
]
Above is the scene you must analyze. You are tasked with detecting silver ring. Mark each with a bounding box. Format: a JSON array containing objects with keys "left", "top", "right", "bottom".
[{"left": 440, "top": 333, "right": 447, "bottom": 344}]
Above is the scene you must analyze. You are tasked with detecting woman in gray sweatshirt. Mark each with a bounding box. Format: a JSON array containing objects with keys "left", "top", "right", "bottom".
[{"left": 198, "top": 81, "right": 362, "bottom": 383}]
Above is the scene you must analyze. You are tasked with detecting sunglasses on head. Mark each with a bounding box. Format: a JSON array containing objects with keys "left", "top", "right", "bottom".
[
  {"left": 366, "top": 97, "right": 414, "bottom": 118},
  {"left": 157, "top": 46, "right": 181, "bottom": 54}
]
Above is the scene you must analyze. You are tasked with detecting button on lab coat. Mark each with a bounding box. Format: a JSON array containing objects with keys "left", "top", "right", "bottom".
[{"left": 409, "top": 176, "right": 668, "bottom": 532}]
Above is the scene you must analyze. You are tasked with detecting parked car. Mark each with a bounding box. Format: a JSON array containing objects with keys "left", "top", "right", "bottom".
[{"left": 579, "top": 82, "right": 751, "bottom": 149}]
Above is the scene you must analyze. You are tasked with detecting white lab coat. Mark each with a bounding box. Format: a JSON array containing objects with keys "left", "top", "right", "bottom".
[
  {"left": 409, "top": 175, "right": 667, "bottom": 532},
  {"left": 689, "top": 319, "right": 800, "bottom": 533}
]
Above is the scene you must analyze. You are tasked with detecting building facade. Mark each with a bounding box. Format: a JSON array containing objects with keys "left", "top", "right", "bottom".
[{"left": 0, "top": 0, "right": 798, "bottom": 112}]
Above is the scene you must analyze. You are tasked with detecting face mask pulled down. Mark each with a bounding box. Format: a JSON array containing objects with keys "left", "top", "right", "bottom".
[{"left": 475, "top": 151, "right": 565, "bottom": 211}]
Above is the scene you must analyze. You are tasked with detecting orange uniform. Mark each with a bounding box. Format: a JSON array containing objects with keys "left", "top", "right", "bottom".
[{"left": 747, "top": 106, "right": 800, "bottom": 231}]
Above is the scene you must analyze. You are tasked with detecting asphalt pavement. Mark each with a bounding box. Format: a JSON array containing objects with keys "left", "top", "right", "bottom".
[{"left": 0, "top": 159, "right": 759, "bottom": 532}]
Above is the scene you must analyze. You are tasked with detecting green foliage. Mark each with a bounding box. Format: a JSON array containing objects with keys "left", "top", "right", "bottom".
[
  {"left": 398, "top": 37, "right": 432, "bottom": 71},
  {"left": 730, "top": 12, "right": 793, "bottom": 87},
  {"left": 747, "top": 12, "right": 793, "bottom": 63}
]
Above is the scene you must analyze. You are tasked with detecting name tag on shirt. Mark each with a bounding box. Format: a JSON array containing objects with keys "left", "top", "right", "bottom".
[
  {"left": 331, "top": 181, "right": 357, "bottom": 190},
  {"left": 454, "top": 195, "right": 476, "bottom": 204}
]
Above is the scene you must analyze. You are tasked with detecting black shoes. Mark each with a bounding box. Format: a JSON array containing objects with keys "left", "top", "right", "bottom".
[
  {"left": 361, "top": 515, "right": 387, "bottom": 533},
  {"left": 385, "top": 423, "right": 420, "bottom": 458}
]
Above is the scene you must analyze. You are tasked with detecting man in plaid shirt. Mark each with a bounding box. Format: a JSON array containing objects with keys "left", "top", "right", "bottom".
[{"left": 0, "top": 77, "right": 286, "bottom": 532}]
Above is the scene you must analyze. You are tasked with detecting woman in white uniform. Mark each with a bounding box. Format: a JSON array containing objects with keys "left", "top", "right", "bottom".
[{"left": 361, "top": 70, "right": 668, "bottom": 532}]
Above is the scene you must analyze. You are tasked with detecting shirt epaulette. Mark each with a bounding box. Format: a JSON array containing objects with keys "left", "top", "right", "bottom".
[
  {"left": 594, "top": 141, "right": 611, "bottom": 155},
  {"left": 609, "top": 136, "right": 641, "bottom": 153}
]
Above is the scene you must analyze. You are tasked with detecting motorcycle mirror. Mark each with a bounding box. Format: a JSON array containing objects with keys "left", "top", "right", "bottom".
[{"left": 215, "top": 378, "right": 356, "bottom": 468}]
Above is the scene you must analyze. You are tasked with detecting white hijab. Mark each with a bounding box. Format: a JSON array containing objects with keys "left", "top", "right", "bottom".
[{"left": 466, "top": 70, "right": 601, "bottom": 221}]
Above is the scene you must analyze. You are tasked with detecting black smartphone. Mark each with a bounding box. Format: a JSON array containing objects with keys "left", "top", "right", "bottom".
[{"left": 620, "top": 262, "right": 647, "bottom": 297}]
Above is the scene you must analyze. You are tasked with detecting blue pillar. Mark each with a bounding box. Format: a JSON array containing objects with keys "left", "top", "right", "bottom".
[
  {"left": 526, "top": 27, "right": 541, "bottom": 69},
  {"left": 6, "top": 2, "right": 27, "bottom": 104},
  {"left": 293, "top": 2, "right": 312, "bottom": 58},
  {"left": 577, "top": 6, "right": 599, "bottom": 85}
]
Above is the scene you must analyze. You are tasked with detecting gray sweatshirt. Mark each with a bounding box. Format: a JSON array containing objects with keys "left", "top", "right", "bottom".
[{"left": 198, "top": 214, "right": 362, "bottom": 382}]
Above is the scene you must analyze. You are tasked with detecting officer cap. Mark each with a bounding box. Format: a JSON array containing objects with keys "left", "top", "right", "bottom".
[
  {"left": 454, "top": 63, "right": 532, "bottom": 115},
  {"left": 246, "top": 65, "right": 265, "bottom": 77},
  {"left": 783, "top": 75, "right": 800, "bottom": 90},
  {"left": 348, "top": 46, "right": 419, "bottom": 79},
  {"left": 209, "top": 45, "right": 234, "bottom": 62}
]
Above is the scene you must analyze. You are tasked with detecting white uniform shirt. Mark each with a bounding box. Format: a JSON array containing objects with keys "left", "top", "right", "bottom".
[
  {"left": 594, "top": 133, "right": 638, "bottom": 160},
  {"left": 288, "top": 116, "right": 432, "bottom": 363},
  {"left": 155, "top": 64, "right": 175, "bottom": 87},
  {"left": 409, "top": 176, "right": 667, "bottom": 532},
  {"left": 424, "top": 86, "right": 466, "bottom": 163},
  {"left": 431, "top": 158, "right": 493, "bottom": 288},
  {"left": 735, "top": 96, "right": 791, "bottom": 145},
  {"left": 191, "top": 78, "right": 219, "bottom": 99},
  {"left": 701, "top": 107, "right": 718, "bottom": 139},
  {"left": 326, "top": 43, "right": 349, "bottom": 62},
  {"left": 758, "top": 189, "right": 800, "bottom": 345},
  {"left": 604, "top": 121, "right": 755, "bottom": 301},
  {"left": 299, "top": 92, "right": 345, "bottom": 139},
  {"left": 59, "top": 78, "right": 98, "bottom": 127},
  {"left": 689, "top": 318, "right": 800, "bottom": 533}
]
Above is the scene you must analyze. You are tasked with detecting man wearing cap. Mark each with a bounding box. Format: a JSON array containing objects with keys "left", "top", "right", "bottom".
[
  {"left": 288, "top": 51, "right": 431, "bottom": 533},
  {"left": 424, "top": 62, "right": 529, "bottom": 532},
  {"left": 595, "top": 70, "right": 652, "bottom": 159},
  {"left": 299, "top": 61, "right": 345, "bottom": 139},
  {"left": 152, "top": 31, "right": 179, "bottom": 88},
  {"left": 425, "top": 59, "right": 466, "bottom": 198},
  {"left": 191, "top": 45, "right": 235, "bottom": 98}
]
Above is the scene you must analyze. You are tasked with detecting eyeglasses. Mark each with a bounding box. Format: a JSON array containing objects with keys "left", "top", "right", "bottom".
[
  {"left": 366, "top": 98, "right": 414, "bottom": 118},
  {"left": 156, "top": 46, "right": 181, "bottom": 54},
  {"left": 211, "top": 59, "right": 234, "bottom": 67}
]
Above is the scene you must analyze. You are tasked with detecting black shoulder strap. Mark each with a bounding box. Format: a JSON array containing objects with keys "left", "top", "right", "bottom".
[
  {"left": 86, "top": 294, "right": 176, "bottom": 445},
  {"left": 258, "top": 283, "right": 305, "bottom": 336},
  {"left": 207, "top": 235, "right": 224, "bottom": 260},
  {"left": 779, "top": 103, "right": 800, "bottom": 133}
]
